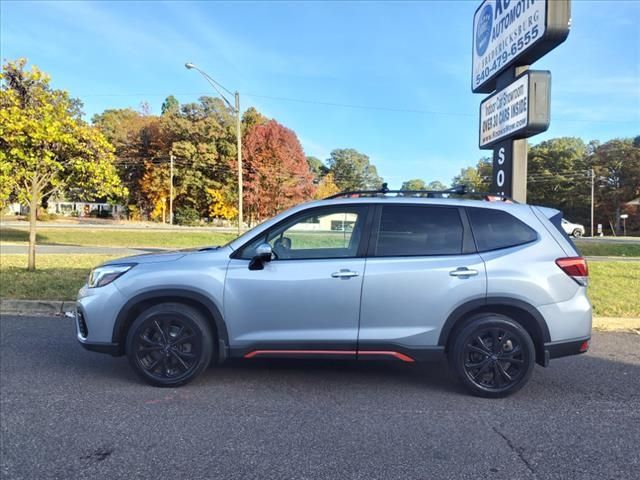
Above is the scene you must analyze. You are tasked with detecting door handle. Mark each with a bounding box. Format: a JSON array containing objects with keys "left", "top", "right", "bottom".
[
  {"left": 331, "top": 269, "right": 359, "bottom": 279},
  {"left": 449, "top": 267, "right": 479, "bottom": 277}
]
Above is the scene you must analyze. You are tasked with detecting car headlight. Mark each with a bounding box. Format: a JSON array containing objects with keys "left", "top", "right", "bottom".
[{"left": 88, "top": 264, "right": 135, "bottom": 288}]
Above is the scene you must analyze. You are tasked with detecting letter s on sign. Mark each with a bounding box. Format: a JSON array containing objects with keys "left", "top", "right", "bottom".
[{"left": 498, "top": 147, "right": 505, "bottom": 165}]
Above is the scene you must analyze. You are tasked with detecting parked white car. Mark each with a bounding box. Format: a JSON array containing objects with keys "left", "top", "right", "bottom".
[{"left": 562, "top": 219, "right": 585, "bottom": 237}]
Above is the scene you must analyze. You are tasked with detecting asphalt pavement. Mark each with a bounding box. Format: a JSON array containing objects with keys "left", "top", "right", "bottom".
[{"left": 1, "top": 315, "right": 639, "bottom": 480}]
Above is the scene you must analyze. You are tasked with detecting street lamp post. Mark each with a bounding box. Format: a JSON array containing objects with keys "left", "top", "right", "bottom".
[{"left": 185, "top": 62, "right": 243, "bottom": 235}]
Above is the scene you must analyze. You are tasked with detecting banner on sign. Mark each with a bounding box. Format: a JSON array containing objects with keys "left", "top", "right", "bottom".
[
  {"left": 479, "top": 70, "right": 550, "bottom": 149},
  {"left": 472, "top": 0, "right": 570, "bottom": 93}
]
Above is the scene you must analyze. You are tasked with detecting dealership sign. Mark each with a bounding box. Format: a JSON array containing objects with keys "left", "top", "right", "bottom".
[
  {"left": 472, "top": 0, "right": 570, "bottom": 93},
  {"left": 479, "top": 70, "right": 550, "bottom": 149}
]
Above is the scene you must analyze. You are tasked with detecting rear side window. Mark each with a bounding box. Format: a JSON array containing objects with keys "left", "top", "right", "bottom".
[
  {"left": 375, "top": 206, "right": 463, "bottom": 256},
  {"left": 467, "top": 207, "right": 537, "bottom": 252}
]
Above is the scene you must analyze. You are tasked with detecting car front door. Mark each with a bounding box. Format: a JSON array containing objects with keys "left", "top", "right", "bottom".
[
  {"left": 224, "top": 205, "right": 371, "bottom": 359},
  {"left": 358, "top": 204, "right": 486, "bottom": 359}
]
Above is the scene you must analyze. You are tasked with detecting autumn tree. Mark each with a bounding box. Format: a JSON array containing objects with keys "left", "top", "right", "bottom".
[
  {"left": 326, "top": 148, "right": 383, "bottom": 191},
  {"left": 401, "top": 179, "right": 426, "bottom": 191},
  {"left": 451, "top": 158, "right": 491, "bottom": 192},
  {"left": 314, "top": 172, "right": 340, "bottom": 199},
  {"left": 244, "top": 119, "right": 315, "bottom": 222},
  {"left": 0, "top": 58, "right": 125, "bottom": 269}
]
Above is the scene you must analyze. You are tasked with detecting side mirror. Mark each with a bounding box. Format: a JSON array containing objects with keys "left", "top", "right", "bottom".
[{"left": 249, "top": 243, "right": 272, "bottom": 270}]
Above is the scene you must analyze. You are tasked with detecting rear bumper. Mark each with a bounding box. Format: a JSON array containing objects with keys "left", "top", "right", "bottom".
[{"left": 542, "top": 336, "right": 590, "bottom": 365}]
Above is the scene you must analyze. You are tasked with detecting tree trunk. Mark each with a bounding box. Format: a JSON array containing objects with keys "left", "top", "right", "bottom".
[{"left": 28, "top": 179, "right": 39, "bottom": 271}]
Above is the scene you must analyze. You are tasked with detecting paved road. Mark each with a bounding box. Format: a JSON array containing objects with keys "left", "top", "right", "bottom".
[{"left": 1, "top": 315, "right": 639, "bottom": 480}]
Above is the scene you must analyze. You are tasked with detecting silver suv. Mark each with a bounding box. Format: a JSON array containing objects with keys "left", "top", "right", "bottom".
[{"left": 76, "top": 189, "right": 592, "bottom": 397}]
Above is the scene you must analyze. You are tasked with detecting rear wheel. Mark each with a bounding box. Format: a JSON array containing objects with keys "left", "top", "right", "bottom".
[
  {"left": 126, "top": 303, "right": 214, "bottom": 387},
  {"left": 450, "top": 314, "right": 535, "bottom": 398}
]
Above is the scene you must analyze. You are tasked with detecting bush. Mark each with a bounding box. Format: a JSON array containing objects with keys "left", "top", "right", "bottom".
[
  {"left": 174, "top": 206, "right": 200, "bottom": 226},
  {"left": 89, "top": 209, "right": 113, "bottom": 219},
  {"left": 36, "top": 212, "right": 59, "bottom": 221}
]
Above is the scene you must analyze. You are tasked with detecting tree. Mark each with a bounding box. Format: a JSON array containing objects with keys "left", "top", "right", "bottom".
[
  {"left": 326, "top": 148, "right": 383, "bottom": 191},
  {"left": 426, "top": 180, "right": 447, "bottom": 191},
  {"left": 451, "top": 158, "right": 491, "bottom": 192},
  {"left": 314, "top": 172, "right": 340, "bottom": 199},
  {"left": 306, "top": 156, "right": 328, "bottom": 183},
  {"left": 161, "top": 95, "right": 180, "bottom": 116},
  {"left": 401, "top": 179, "right": 426, "bottom": 191},
  {"left": 0, "top": 58, "right": 125, "bottom": 269},
  {"left": 243, "top": 120, "right": 315, "bottom": 222},
  {"left": 139, "top": 161, "right": 170, "bottom": 223}
]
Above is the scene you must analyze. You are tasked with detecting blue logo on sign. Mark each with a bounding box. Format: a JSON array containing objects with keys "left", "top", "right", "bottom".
[{"left": 475, "top": 3, "right": 493, "bottom": 57}]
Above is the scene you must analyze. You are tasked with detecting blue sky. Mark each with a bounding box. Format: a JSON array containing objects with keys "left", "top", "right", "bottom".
[{"left": 1, "top": 0, "right": 639, "bottom": 187}]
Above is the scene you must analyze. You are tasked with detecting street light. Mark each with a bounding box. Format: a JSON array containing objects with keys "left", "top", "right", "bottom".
[{"left": 185, "top": 62, "right": 243, "bottom": 235}]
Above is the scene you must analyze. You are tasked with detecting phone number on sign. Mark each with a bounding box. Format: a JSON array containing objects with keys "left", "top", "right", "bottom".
[{"left": 475, "top": 24, "right": 540, "bottom": 87}]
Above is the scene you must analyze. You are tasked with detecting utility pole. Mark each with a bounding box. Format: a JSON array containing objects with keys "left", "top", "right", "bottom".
[
  {"left": 590, "top": 168, "right": 594, "bottom": 237},
  {"left": 235, "top": 92, "right": 243, "bottom": 235},
  {"left": 169, "top": 152, "right": 174, "bottom": 225}
]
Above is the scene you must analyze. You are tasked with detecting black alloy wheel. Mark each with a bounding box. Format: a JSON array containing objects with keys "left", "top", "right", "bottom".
[
  {"left": 451, "top": 315, "right": 535, "bottom": 398},
  {"left": 126, "top": 303, "right": 214, "bottom": 387}
]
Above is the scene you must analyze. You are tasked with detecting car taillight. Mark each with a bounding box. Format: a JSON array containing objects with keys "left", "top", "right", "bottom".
[{"left": 556, "top": 257, "right": 588, "bottom": 286}]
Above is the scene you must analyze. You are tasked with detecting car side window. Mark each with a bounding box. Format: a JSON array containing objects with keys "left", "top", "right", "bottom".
[
  {"left": 467, "top": 207, "right": 537, "bottom": 252},
  {"left": 240, "top": 206, "right": 367, "bottom": 260},
  {"left": 375, "top": 206, "right": 463, "bottom": 256}
]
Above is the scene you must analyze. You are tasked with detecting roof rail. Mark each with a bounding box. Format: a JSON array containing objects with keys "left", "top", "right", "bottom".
[{"left": 325, "top": 183, "right": 517, "bottom": 203}]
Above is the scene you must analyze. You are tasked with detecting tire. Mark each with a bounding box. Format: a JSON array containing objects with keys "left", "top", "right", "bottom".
[
  {"left": 449, "top": 314, "right": 535, "bottom": 398},
  {"left": 572, "top": 229, "right": 583, "bottom": 238},
  {"left": 126, "top": 303, "right": 214, "bottom": 387}
]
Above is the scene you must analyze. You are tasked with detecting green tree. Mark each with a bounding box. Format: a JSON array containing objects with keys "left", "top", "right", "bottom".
[
  {"left": 0, "top": 58, "right": 126, "bottom": 269},
  {"left": 306, "top": 156, "right": 328, "bottom": 183},
  {"left": 161, "top": 95, "right": 180, "bottom": 116},
  {"left": 401, "top": 179, "right": 426, "bottom": 191},
  {"left": 451, "top": 158, "right": 491, "bottom": 192},
  {"left": 326, "top": 148, "right": 382, "bottom": 191}
]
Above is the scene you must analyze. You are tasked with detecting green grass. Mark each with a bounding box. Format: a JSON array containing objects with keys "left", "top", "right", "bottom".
[
  {"left": 588, "top": 261, "right": 640, "bottom": 317},
  {"left": 0, "top": 255, "right": 119, "bottom": 300},
  {"left": 1, "top": 254, "right": 638, "bottom": 317},
  {"left": 0, "top": 227, "right": 236, "bottom": 249},
  {"left": 575, "top": 240, "right": 640, "bottom": 257}
]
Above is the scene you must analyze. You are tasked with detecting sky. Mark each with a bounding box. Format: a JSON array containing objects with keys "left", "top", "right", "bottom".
[{"left": 1, "top": 0, "right": 639, "bottom": 187}]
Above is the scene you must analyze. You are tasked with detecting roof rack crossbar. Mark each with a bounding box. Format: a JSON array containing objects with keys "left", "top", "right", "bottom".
[{"left": 325, "top": 183, "right": 517, "bottom": 203}]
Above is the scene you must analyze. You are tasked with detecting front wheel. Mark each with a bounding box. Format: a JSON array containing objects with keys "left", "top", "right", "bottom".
[
  {"left": 126, "top": 303, "right": 214, "bottom": 387},
  {"left": 572, "top": 229, "right": 583, "bottom": 238},
  {"left": 450, "top": 315, "right": 535, "bottom": 398}
]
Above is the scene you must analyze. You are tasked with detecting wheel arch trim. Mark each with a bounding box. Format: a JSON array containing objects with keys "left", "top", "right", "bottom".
[
  {"left": 438, "top": 297, "right": 551, "bottom": 348},
  {"left": 112, "top": 288, "right": 229, "bottom": 357}
]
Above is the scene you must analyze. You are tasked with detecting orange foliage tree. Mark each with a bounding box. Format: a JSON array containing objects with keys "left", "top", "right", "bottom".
[{"left": 243, "top": 120, "right": 315, "bottom": 223}]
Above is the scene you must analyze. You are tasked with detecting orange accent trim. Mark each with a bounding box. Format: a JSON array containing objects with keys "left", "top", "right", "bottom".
[
  {"left": 243, "top": 350, "right": 356, "bottom": 359},
  {"left": 243, "top": 349, "right": 415, "bottom": 363},
  {"left": 358, "top": 350, "right": 415, "bottom": 363}
]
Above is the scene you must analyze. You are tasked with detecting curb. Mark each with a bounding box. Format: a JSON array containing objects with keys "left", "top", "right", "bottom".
[
  {"left": 1, "top": 300, "right": 639, "bottom": 333},
  {"left": 0, "top": 299, "right": 76, "bottom": 316}
]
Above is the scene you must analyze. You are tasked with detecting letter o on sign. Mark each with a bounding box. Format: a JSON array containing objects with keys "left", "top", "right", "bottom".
[{"left": 497, "top": 170, "right": 505, "bottom": 187}]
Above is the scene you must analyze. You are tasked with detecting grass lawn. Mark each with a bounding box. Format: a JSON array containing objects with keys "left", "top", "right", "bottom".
[
  {"left": 574, "top": 240, "right": 640, "bottom": 257},
  {"left": 0, "top": 227, "right": 236, "bottom": 249},
  {"left": 1, "top": 254, "right": 638, "bottom": 317},
  {"left": 1, "top": 255, "right": 119, "bottom": 300}
]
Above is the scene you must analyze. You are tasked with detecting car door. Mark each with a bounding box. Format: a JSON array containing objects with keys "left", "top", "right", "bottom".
[
  {"left": 224, "top": 204, "right": 371, "bottom": 358},
  {"left": 358, "top": 204, "right": 486, "bottom": 358}
]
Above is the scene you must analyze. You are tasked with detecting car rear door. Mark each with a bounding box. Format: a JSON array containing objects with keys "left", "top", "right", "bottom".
[{"left": 358, "top": 204, "right": 486, "bottom": 358}]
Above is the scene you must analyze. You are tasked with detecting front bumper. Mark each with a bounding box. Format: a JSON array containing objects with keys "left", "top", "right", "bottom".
[{"left": 75, "top": 282, "right": 126, "bottom": 355}]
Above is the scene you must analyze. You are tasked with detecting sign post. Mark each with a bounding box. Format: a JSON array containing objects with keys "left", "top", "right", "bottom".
[{"left": 472, "top": 0, "right": 571, "bottom": 201}]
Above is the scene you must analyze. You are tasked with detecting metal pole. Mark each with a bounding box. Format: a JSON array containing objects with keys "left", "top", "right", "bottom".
[
  {"left": 169, "top": 152, "right": 174, "bottom": 225},
  {"left": 235, "top": 91, "right": 243, "bottom": 235},
  {"left": 590, "top": 168, "right": 594, "bottom": 237}
]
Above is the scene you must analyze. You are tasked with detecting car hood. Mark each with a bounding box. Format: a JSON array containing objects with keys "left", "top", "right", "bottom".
[{"left": 102, "top": 245, "right": 232, "bottom": 265}]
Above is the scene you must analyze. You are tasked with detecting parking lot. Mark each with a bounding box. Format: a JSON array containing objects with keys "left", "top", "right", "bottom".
[{"left": 1, "top": 314, "right": 639, "bottom": 480}]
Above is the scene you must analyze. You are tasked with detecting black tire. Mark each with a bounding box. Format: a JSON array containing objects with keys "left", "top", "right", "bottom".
[
  {"left": 449, "top": 314, "right": 535, "bottom": 398},
  {"left": 126, "top": 303, "right": 214, "bottom": 387},
  {"left": 572, "top": 229, "right": 583, "bottom": 238}
]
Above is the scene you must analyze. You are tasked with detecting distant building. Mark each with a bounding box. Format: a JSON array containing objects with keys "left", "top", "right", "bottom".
[{"left": 6, "top": 200, "right": 125, "bottom": 218}]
